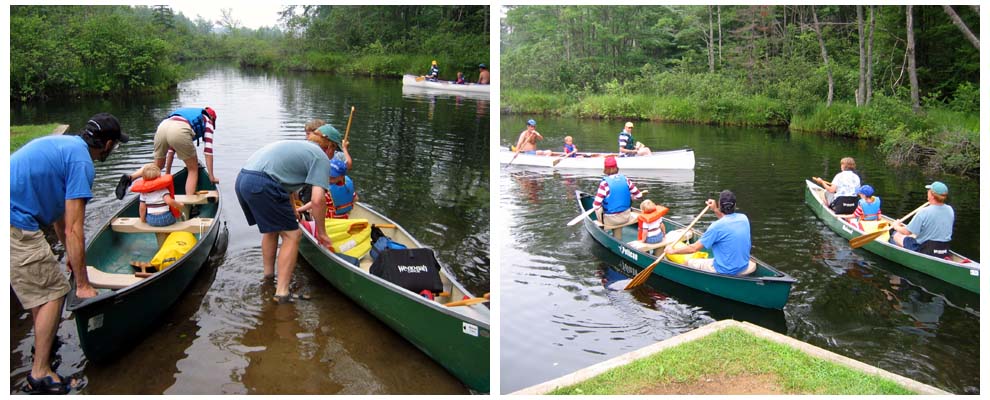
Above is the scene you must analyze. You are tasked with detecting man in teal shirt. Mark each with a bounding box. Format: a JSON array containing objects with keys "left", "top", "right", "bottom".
[
  {"left": 235, "top": 138, "right": 334, "bottom": 304},
  {"left": 892, "top": 181, "right": 955, "bottom": 257}
]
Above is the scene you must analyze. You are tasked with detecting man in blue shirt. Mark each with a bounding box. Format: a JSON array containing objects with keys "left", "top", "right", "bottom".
[
  {"left": 235, "top": 137, "right": 335, "bottom": 304},
  {"left": 891, "top": 181, "right": 955, "bottom": 257},
  {"left": 665, "top": 190, "right": 756, "bottom": 276},
  {"left": 11, "top": 113, "right": 128, "bottom": 393}
]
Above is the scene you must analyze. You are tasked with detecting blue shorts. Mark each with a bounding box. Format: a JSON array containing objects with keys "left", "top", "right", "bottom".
[
  {"left": 902, "top": 236, "right": 922, "bottom": 252},
  {"left": 235, "top": 169, "right": 299, "bottom": 233},
  {"left": 146, "top": 211, "right": 176, "bottom": 227},
  {"left": 523, "top": 150, "right": 536, "bottom": 155}
]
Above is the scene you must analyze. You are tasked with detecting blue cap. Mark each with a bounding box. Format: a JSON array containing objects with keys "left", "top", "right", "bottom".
[
  {"left": 329, "top": 159, "right": 347, "bottom": 178},
  {"left": 925, "top": 181, "right": 948, "bottom": 195},
  {"left": 479, "top": 63, "right": 487, "bottom": 69},
  {"left": 527, "top": 119, "right": 537, "bottom": 126},
  {"left": 858, "top": 185, "right": 874, "bottom": 197}
]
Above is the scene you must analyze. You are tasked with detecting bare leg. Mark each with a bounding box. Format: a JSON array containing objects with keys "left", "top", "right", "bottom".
[
  {"left": 261, "top": 232, "right": 278, "bottom": 278},
  {"left": 30, "top": 298, "right": 63, "bottom": 382},
  {"left": 274, "top": 229, "right": 302, "bottom": 297},
  {"left": 892, "top": 232, "right": 908, "bottom": 247},
  {"left": 183, "top": 156, "right": 200, "bottom": 195}
]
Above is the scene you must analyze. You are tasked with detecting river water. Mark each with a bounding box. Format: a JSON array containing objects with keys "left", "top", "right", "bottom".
[
  {"left": 498, "top": 115, "right": 979, "bottom": 394},
  {"left": 9, "top": 63, "right": 489, "bottom": 394}
]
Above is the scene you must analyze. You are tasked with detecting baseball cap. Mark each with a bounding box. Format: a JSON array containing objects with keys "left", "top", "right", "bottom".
[
  {"left": 86, "top": 113, "right": 129, "bottom": 143},
  {"left": 925, "top": 181, "right": 948, "bottom": 195},
  {"left": 858, "top": 185, "right": 875, "bottom": 197},
  {"left": 604, "top": 156, "right": 617, "bottom": 169},
  {"left": 316, "top": 124, "right": 342, "bottom": 145},
  {"left": 718, "top": 190, "right": 736, "bottom": 214},
  {"left": 625, "top": 122, "right": 634, "bottom": 128},
  {"left": 329, "top": 159, "right": 347, "bottom": 178}
]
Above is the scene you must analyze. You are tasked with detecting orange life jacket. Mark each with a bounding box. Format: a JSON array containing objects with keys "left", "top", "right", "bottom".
[
  {"left": 637, "top": 206, "right": 669, "bottom": 241},
  {"left": 131, "top": 174, "right": 181, "bottom": 218}
]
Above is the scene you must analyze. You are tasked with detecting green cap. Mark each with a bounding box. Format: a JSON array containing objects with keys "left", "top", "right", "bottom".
[{"left": 316, "top": 124, "right": 342, "bottom": 145}]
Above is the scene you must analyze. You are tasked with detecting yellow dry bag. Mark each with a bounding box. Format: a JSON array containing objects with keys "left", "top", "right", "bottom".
[{"left": 150, "top": 232, "right": 197, "bottom": 271}]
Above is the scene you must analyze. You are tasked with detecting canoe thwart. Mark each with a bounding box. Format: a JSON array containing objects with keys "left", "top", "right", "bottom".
[
  {"left": 86, "top": 266, "right": 145, "bottom": 289},
  {"left": 111, "top": 217, "right": 213, "bottom": 233},
  {"left": 173, "top": 190, "right": 219, "bottom": 205}
]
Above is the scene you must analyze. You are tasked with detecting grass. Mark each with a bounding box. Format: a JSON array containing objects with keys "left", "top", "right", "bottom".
[
  {"left": 548, "top": 327, "right": 916, "bottom": 395},
  {"left": 11, "top": 123, "right": 62, "bottom": 153}
]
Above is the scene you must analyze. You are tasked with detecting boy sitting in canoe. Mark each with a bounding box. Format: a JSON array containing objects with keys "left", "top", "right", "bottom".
[
  {"left": 455, "top": 71, "right": 466, "bottom": 84},
  {"left": 562, "top": 136, "right": 578, "bottom": 157},
  {"left": 851, "top": 185, "right": 882, "bottom": 231},
  {"left": 637, "top": 199, "right": 667, "bottom": 244},
  {"left": 132, "top": 163, "right": 181, "bottom": 227},
  {"left": 296, "top": 159, "right": 358, "bottom": 219}
]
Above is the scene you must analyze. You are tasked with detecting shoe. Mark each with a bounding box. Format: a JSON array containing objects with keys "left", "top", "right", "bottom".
[
  {"left": 25, "top": 374, "right": 85, "bottom": 395},
  {"left": 272, "top": 292, "right": 311, "bottom": 304},
  {"left": 115, "top": 174, "right": 132, "bottom": 200}
]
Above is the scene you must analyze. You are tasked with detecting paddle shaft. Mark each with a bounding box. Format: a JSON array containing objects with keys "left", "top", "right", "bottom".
[
  {"left": 444, "top": 292, "right": 490, "bottom": 307},
  {"left": 625, "top": 204, "right": 711, "bottom": 290},
  {"left": 849, "top": 202, "right": 929, "bottom": 249},
  {"left": 343, "top": 106, "right": 355, "bottom": 144}
]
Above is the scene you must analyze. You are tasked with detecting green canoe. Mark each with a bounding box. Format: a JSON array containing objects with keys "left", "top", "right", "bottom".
[
  {"left": 577, "top": 191, "right": 796, "bottom": 309},
  {"left": 804, "top": 180, "right": 979, "bottom": 293},
  {"left": 66, "top": 167, "right": 224, "bottom": 363},
  {"left": 296, "top": 203, "right": 491, "bottom": 393}
]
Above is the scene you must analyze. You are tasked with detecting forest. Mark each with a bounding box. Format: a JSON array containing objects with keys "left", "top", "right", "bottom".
[
  {"left": 10, "top": 5, "right": 490, "bottom": 100},
  {"left": 501, "top": 5, "right": 979, "bottom": 176}
]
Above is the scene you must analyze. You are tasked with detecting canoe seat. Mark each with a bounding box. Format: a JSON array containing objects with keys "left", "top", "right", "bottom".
[
  {"left": 173, "top": 190, "right": 219, "bottom": 205},
  {"left": 86, "top": 266, "right": 144, "bottom": 289},
  {"left": 111, "top": 217, "right": 213, "bottom": 233},
  {"left": 627, "top": 228, "right": 694, "bottom": 252}
]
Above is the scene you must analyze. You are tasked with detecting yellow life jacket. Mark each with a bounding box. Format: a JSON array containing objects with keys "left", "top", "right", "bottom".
[
  {"left": 324, "top": 218, "right": 373, "bottom": 258},
  {"left": 666, "top": 241, "right": 709, "bottom": 265}
]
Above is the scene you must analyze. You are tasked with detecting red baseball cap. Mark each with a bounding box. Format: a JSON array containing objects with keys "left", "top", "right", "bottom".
[{"left": 604, "top": 156, "right": 617, "bottom": 168}]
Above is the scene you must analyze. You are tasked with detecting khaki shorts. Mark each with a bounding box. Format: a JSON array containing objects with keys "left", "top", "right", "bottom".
[
  {"left": 686, "top": 258, "right": 758, "bottom": 276},
  {"left": 10, "top": 226, "right": 69, "bottom": 309},
  {"left": 153, "top": 119, "right": 198, "bottom": 161},
  {"left": 602, "top": 209, "right": 634, "bottom": 227}
]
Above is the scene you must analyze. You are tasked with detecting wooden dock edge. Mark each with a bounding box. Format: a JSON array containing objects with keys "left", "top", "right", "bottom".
[{"left": 510, "top": 319, "right": 950, "bottom": 395}]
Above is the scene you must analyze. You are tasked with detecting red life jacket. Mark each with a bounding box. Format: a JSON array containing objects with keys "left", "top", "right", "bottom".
[
  {"left": 131, "top": 175, "right": 181, "bottom": 218},
  {"left": 637, "top": 206, "right": 669, "bottom": 241}
]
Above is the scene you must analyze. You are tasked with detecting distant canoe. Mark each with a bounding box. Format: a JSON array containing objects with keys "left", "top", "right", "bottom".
[
  {"left": 501, "top": 148, "right": 695, "bottom": 170},
  {"left": 804, "top": 179, "right": 979, "bottom": 293},
  {"left": 402, "top": 74, "right": 490, "bottom": 94}
]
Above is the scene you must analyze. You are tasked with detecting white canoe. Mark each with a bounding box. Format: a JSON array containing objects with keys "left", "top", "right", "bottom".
[
  {"left": 500, "top": 148, "right": 695, "bottom": 170},
  {"left": 402, "top": 74, "right": 490, "bottom": 94}
]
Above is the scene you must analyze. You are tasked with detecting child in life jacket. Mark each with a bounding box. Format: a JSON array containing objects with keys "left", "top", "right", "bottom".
[
  {"left": 851, "top": 184, "right": 882, "bottom": 230},
  {"left": 132, "top": 163, "right": 181, "bottom": 227},
  {"left": 563, "top": 136, "right": 578, "bottom": 157},
  {"left": 455, "top": 72, "right": 466, "bottom": 84},
  {"left": 637, "top": 199, "right": 668, "bottom": 244},
  {"left": 297, "top": 159, "right": 358, "bottom": 219}
]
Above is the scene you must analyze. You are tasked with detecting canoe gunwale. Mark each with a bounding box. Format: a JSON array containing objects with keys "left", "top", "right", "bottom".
[
  {"left": 401, "top": 75, "right": 491, "bottom": 94},
  {"left": 804, "top": 180, "right": 979, "bottom": 271},
  {"left": 66, "top": 168, "right": 223, "bottom": 312},
  {"left": 298, "top": 202, "right": 490, "bottom": 327},
  {"left": 500, "top": 148, "right": 695, "bottom": 170}
]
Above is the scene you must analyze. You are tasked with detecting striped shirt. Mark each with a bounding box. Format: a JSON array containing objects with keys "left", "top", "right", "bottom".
[
  {"left": 592, "top": 175, "right": 642, "bottom": 209},
  {"left": 166, "top": 116, "right": 216, "bottom": 156}
]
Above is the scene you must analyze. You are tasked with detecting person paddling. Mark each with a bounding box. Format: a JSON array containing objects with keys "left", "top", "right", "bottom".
[
  {"left": 618, "top": 122, "right": 651, "bottom": 157},
  {"left": 813, "top": 157, "right": 861, "bottom": 214},
  {"left": 514, "top": 119, "right": 544, "bottom": 154},
  {"left": 665, "top": 190, "right": 756, "bottom": 276},
  {"left": 425, "top": 60, "right": 440, "bottom": 81},
  {"left": 890, "top": 181, "right": 955, "bottom": 258}
]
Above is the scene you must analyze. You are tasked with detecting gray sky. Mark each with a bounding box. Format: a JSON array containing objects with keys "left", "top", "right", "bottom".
[{"left": 168, "top": 3, "right": 285, "bottom": 30}]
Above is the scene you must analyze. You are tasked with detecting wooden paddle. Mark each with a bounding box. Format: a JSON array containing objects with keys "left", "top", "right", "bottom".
[
  {"left": 849, "top": 202, "right": 929, "bottom": 249},
  {"left": 551, "top": 152, "right": 571, "bottom": 167},
  {"left": 445, "top": 292, "right": 490, "bottom": 307},
  {"left": 624, "top": 204, "right": 711, "bottom": 290},
  {"left": 416, "top": 76, "right": 426, "bottom": 82},
  {"left": 343, "top": 106, "right": 355, "bottom": 144}
]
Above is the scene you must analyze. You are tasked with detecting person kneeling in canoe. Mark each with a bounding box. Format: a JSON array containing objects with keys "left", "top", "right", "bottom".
[
  {"left": 593, "top": 156, "right": 643, "bottom": 240},
  {"left": 133, "top": 163, "right": 182, "bottom": 227},
  {"left": 665, "top": 190, "right": 757, "bottom": 276},
  {"left": 851, "top": 184, "right": 881, "bottom": 230},
  {"left": 813, "top": 157, "right": 860, "bottom": 215},
  {"left": 890, "top": 181, "right": 954, "bottom": 258},
  {"left": 296, "top": 159, "right": 358, "bottom": 219}
]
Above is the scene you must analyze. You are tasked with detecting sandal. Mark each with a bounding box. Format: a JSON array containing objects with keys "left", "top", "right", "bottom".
[
  {"left": 25, "top": 374, "right": 85, "bottom": 395},
  {"left": 114, "top": 174, "right": 132, "bottom": 200},
  {"left": 272, "top": 292, "right": 311, "bottom": 304}
]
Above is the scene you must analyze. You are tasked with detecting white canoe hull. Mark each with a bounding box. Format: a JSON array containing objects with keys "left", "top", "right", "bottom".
[
  {"left": 402, "top": 74, "right": 490, "bottom": 94},
  {"left": 500, "top": 148, "right": 695, "bottom": 170}
]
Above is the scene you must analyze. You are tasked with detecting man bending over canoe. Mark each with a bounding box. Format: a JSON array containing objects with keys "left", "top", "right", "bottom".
[
  {"left": 665, "top": 190, "right": 757, "bottom": 276},
  {"left": 593, "top": 156, "right": 643, "bottom": 240},
  {"left": 890, "top": 181, "right": 954, "bottom": 258},
  {"left": 11, "top": 113, "right": 129, "bottom": 393},
  {"left": 235, "top": 138, "right": 334, "bottom": 304}
]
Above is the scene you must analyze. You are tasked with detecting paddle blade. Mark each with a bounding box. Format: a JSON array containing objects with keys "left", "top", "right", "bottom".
[
  {"left": 552, "top": 158, "right": 562, "bottom": 166},
  {"left": 624, "top": 263, "right": 657, "bottom": 290},
  {"left": 416, "top": 76, "right": 426, "bottom": 82},
  {"left": 567, "top": 206, "right": 598, "bottom": 226},
  {"left": 849, "top": 229, "right": 889, "bottom": 249}
]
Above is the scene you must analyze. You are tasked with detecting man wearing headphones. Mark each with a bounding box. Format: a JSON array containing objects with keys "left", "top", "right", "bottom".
[{"left": 665, "top": 190, "right": 757, "bottom": 276}]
